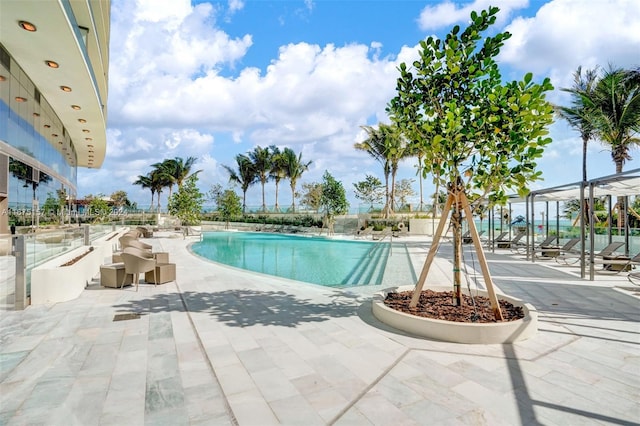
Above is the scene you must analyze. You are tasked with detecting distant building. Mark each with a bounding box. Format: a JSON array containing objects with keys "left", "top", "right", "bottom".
[{"left": 0, "top": 0, "right": 110, "bottom": 233}]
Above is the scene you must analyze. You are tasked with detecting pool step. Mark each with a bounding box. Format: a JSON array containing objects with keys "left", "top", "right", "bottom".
[{"left": 342, "top": 242, "right": 390, "bottom": 286}]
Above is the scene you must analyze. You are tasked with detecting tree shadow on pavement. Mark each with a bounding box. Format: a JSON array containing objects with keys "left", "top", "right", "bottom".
[{"left": 112, "top": 289, "right": 364, "bottom": 328}]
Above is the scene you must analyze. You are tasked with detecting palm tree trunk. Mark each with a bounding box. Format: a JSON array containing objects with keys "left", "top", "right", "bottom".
[
  {"left": 261, "top": 181, "right": 266, "bottom": 212},
  {"left": 291, "top": 184, "right": 296, "bottom": 212},
  {"left": 274, "top": 180, "right": 280, "bottom": 212}
]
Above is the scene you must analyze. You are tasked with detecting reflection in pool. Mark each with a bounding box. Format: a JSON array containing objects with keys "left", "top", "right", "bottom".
[{"left": 191, "top": 231, "right": 391, "bottom": 287}]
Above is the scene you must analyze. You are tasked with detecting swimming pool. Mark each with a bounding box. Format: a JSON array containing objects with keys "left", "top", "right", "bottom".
[{"left": 191, "top": 231, "right": 395, "bottom": 287}]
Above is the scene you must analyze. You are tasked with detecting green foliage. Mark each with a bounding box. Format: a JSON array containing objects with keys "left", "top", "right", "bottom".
[
  {"left": 299, "top": 182, "right": 323, "bottom": 211},
  {"left": 167, "top": 175, "right": 205, "bottom": 225},
  {"left": 88, "top": 196, "right": 112, "bottom": 223},
  {"left": 110, "top": 190, "right": 131, "bottom": 209},
  {"left": 214, "top": 189, "right": 243, "bottom": 224},
  {"left": 394, "top": 178, "right": 416, "bottom": 208},
  {"left": 353, "top": 174, "right": 384, "bottom": 208},
  {"left": 320, "top": 171, "right": 349, "bottom": 219},
  {"left": 387, "top": 6, "right": 555, "bottom": 206}
]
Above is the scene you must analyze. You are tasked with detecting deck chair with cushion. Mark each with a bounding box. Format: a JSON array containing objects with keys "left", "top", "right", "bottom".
[
  {"left": 462, "top": 230, "right": 484, "bottom": 244},
  {"left": 536, "top": 238, "right": 580, "bottom": 259},
  {"left": 496, "top": 231, "right": 525, "bottom": 249},
  {"left": 484, "top": 231, "right": 509, "bottom": 248},
  {"left": 514, "top": 235, "right": 558, "bottom": 254},
  {"left": 556, "top": 241, "right": 624, "bottom": 265},
  {"left": 594, "top": 250, "right": 639, "bottom": 273}
]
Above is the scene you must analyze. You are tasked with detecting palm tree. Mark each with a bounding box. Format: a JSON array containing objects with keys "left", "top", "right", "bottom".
[
  {"left": 557, "top": 66, "right": 600, "bottom": 182},
  {"left": 590, "top": 67, "right": 640, "bottom": 174},
  {"left": 151, "top": 160, "right": 176, "bottom": 199},
  {"left": 171, "top": 156, "right": 201, "bottom": 187},
  {"left": 382, "top": 124, "right": 411, "bottom": 216},
  {"left": 589, "top": 66, "right": 640, "bottom": 228},
  {"left": 150, "top": 169, "right": 167, "bottom": 212},
  {"left": 269, "top": 146, "right": 288, "bottom": 212},
  {"left": 223, "top": 154, "right": 257, "bottom": 213},
  {"left": 284, "top": 148, "right": 312, "bottom": 213},
  {"left": 248, "top": 146, "right": 273, "bottom": 212},
  {"left": 355, "top": 123, "right": 409, "bottom": 218},
  {"left": 133, "top": 174, "right": 154, "bottom": 211},
  {"left": 355, "top": 125, "right": 390, "bottom": 216}
]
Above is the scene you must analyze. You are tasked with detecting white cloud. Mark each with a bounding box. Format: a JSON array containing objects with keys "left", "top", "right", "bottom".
[
  {"left": 417, "top": 0, "right": 529, "bottom": 31},
  {"left": 500, "top": 0, "right": 640, "bottom": 87}
]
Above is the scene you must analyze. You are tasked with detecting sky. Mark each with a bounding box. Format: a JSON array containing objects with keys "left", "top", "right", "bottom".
[{"left": 79, "top": 0, "right": 640, "bottom": 212}]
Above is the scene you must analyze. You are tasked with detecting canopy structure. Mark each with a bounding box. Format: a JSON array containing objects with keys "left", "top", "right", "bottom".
[{"left": 506, "top": 169, "right": 640, "bottom": 280}]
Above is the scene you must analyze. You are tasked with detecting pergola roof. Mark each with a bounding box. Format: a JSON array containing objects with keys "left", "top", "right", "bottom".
[{"left": 508, "top": 169, "right": 640, "bottom": 203}]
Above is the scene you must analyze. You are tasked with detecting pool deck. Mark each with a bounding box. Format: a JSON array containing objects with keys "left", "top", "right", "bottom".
[{"left": 1, "top": 232, "right": 638, "bottom": 425}]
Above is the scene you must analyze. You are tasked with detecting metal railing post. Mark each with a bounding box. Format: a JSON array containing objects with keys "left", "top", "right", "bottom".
[{"left": 13, "top": 235, "right": 27, "bottom": 310}]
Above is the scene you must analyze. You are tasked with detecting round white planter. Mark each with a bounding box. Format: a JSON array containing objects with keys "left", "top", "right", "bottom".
[{"left": 372, "top": 285, "right": 538, "bottom": 344}]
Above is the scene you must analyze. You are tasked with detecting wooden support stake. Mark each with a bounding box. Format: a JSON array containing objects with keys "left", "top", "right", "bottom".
[
  {"left": 460, "top": 191, "right": 504, "bottom": 321},
  {"left": 410, "top": 192, "right": 454, "bottom": 308}
]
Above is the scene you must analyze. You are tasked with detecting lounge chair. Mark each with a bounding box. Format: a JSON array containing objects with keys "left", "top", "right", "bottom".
[
  {"left": 355, "top": 227, "right": 373, "bottom": 239},
  {"left": 484, "top": 231, "right": 509, "bottom": 248},
  {"left": 462, "top": 230, "right": 484, "bottom": 244},
  {"left": 594, "top": 251, "right": 639, "bottom": 273},
  {"left": 556, "top": 241, "right": 624, "bottom": 265},
  {"left": 514, "top": 235, "right": 558, "bottom": 254},
  {"left": 496, "top": 231, "right": 525, "bottom": 249},
  {"left": 628, "top": 271, "right": 640, "bottom": 285},
  {"left": 536, "top": 238, "right": 580, "bottom": 259}
]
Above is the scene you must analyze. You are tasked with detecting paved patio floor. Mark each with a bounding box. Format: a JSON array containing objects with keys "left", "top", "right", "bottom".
[{"left": 1, "top": 232, "right": 638, "bottom": 425}]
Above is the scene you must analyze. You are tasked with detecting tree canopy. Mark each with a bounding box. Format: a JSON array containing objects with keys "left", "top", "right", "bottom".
[{"left": 388, "top": 6, "right": 555, "bottom": 206}]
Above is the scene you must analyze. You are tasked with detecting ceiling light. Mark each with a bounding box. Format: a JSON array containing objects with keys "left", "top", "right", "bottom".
[
  {"left": 85, "top": 137, "right": 92, "bottom": 141},
  {"left": 15, "top": 97, "right": 27, "bottom": 102},
  {"left": 51, "top": 134, "right": 58, "bottom": 137},
  {"left": 0, "top": 75, "right": 6, "bottom": 81},
  {"left": 82, "top": 129, "right": 90, "bottom": 133},
  {"left": 71, "top": 105, "right": 81, "bottom": 110},
  {"left": 45, "top": 60, "right": 59, "bottom": 68},
  {"left": 87, "top": 144, "right": 94, "bottom": 148},
  {"left": 19, "top": 21, "right": 36, "bottom": 32},
  {"left": 60, "top": 86, "right": 72, "bottom": 92},
  {"left": 58, "top": 141, "right": 63, "bottom": 145},
  {"left": 33, "top": 112, "right": 40, "bottom": 117},
  {"left": 44, "top": 124, "right": 51, "bottom": 128},
  {"left": 78, "top": 118, "right": 86, "bottom": 123}
]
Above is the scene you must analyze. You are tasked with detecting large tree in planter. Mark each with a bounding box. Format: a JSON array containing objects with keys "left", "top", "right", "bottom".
[{"left": 388, "top": 6, "right": 554, "bottom": 319}]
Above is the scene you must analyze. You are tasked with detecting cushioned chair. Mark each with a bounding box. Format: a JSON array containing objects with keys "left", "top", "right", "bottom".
[
  {"left": 121, "top": 248, "right": 157, "bottom": 291},
  {"left": 119, "top": 235, "right": 152, "bottom": 251}
]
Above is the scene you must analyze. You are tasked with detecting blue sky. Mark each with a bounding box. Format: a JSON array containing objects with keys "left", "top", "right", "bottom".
[{"left": 80, "top": 0, "right": 640, "bottom": 211}]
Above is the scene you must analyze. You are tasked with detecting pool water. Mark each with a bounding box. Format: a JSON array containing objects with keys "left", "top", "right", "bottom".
[{"left": 191, "top": 232, "right": 391, "bottom": 287}]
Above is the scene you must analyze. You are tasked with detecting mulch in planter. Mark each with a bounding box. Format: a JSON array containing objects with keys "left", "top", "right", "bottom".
[{"left": 384, "top": 289, "right": 525, "bottom": 323}]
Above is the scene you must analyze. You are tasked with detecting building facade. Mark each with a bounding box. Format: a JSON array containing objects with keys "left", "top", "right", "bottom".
[{"left": 0, "top": 0, "right": 110, "bottom": 233}]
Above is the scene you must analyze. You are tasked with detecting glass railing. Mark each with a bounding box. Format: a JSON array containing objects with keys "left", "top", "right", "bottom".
[{"left": 0, "top": 224, "right": 120, "bottom": 310}]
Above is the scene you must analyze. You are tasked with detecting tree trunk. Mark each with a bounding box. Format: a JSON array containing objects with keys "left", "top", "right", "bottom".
[
  {"left": 274, "top": 180, "right": 280, "bottom": 212},
  {"left": 451, "top": 199, "right": 462, "bottom": 306},
  {"left": 291, "top": 184, "right": 296, "bottom": 212}
]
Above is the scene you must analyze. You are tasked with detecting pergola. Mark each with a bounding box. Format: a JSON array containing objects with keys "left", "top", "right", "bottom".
[{"left": 500, "top": 169, "right": 640, "bottom": 280}]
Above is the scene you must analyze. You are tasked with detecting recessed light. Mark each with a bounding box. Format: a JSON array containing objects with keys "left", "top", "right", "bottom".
[
  {"left": 51, "top": 134, "right": 58, "bottom": 137},
  {"left": 33, "top": 112, "right": 40, "bottom": 117},
  {"left": 44, "top": 124, "right": 51, "bottom": 128},
  {"left": 71, "top": 105, "right": 81, "bottom": 110},
  {"left": 82, "top": 129, "right": 90, "bottom": 133},
  {"left": 87, "top": 144, "right": 94, "bottom": 148},
  {"left": 85, "top": 137, "right": 92, "bottom": 141},
  {"left": 78, "top": 118, "right": 86, "bottom": 123},
  {"left": 60, "top": 86, "right": 72, "bottom": 92},
  {"left": 15, "top": 97, "right": 27, "bottom": 102},
  {"left": 58, "top": 141, "right": 63, "bottom": 145},
  {"left": 45, "top": 60, "right": 59, "bottom": 68},
  {"left": 62, "top": 147, "right": 67, "bottom": 151},
  {"left": 0, "top": 75, "right": 6, "bottom": 81},
  {"left": 19, "top": 21, "right": 36, "bottom": 32}
]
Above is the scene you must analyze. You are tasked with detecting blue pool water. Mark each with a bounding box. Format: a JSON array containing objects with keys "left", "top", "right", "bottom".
[{"left": 191, "top": 232, "right": 390, "bottom": 287}]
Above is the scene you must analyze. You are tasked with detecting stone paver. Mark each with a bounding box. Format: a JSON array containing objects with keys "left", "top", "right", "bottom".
[{"left": 0, "top": 231, "right": 638, "bottom": 425}]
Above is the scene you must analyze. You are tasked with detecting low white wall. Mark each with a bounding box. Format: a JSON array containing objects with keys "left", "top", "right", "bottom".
[
  {"left": 31, "top": 245, "right": 103, "bottom": 305},
  {"left": 409, "top": 218, "right": 449, "bottom": 236}
]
